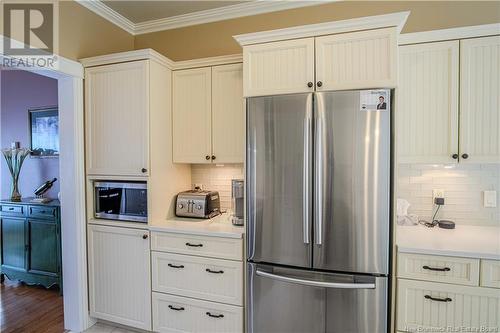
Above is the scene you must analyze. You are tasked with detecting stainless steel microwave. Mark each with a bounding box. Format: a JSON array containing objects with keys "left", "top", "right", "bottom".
[{"left": 94, "top": 181, "right": 147, "bottom": 223}]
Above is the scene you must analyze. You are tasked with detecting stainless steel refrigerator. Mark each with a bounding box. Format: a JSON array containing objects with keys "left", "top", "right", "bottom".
[{"left": 246, "top": 90, "right": 392, "bottom": 333}]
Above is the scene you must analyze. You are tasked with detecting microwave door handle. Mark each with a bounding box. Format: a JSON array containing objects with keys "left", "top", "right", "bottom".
[
  {"left": 255, "top": 269, "right": 375, "bottom": 289},
  {"left": 303, "top": 97, "right": 312, "bottom": 244}
]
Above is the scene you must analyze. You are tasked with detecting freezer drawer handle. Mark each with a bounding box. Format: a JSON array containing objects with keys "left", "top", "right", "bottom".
[
  {"left": 256, "top": 269, "right": 375, "bottom": 289},
  {"left": 168, "top": 263, "right": 185, "bottom": 269},
  {"left": 206, "top": 268, "right": 224, "bottom": 274},
  {"left": 424, "top": 295, "right": 452, "bottom": 303},
  {"left": 168, "top": 305, "right": 185, "bottom": 311},
  {"left": 422, "top": 265, "right": 451, "bottom": 272},
  {"left": 206, "top": 312, "right": 224, "bottom": 318},
  {"left": 185, "top": 242, "right": 203, "bottom": 247}
]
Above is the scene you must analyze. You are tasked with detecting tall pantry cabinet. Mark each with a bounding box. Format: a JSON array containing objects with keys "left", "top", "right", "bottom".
[{"left": 82, "top": 50, "right": 191, "bottom": 331}]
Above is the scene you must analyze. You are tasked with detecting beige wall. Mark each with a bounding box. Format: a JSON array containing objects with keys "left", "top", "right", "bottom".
[
  {"left": 135, "top": 1, "right": 500, "bottom": 61},
  {"left": 59, "top": 1, "right": 134, "bottom": 61}
]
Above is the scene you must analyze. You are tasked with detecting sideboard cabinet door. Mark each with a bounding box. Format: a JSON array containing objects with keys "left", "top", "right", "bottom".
[
  {"left": 27, "top": 219, "right": 59, "bottom": 275},
  {"left": 1, "top": 217, "right": 26, "bottom": 271},
  {"left": 85, "top": 60, "right": 150, "bottom": 176}
]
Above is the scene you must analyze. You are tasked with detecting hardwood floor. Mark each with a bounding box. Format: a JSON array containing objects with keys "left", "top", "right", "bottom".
[{"left": 0, "top": 276, "right": 64, "bottom": 333}]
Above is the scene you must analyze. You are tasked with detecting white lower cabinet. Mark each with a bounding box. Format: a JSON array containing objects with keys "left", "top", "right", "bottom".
[
  {"left": 152, "top": 292, "right": 243, "bottom": 333},
  {"left": 397, "top": 279, "right": 500, "bottom": 332},
  {"left": 152, "top": 251, "right": 243, "bottom": 306},
  {"left": 88, "top": 224, "right": 152, "bottom": 330}
]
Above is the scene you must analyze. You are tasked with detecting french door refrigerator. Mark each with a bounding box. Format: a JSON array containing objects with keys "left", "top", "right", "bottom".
[{"left": 246, "top": 90, "right": 392, "bottom": 333}]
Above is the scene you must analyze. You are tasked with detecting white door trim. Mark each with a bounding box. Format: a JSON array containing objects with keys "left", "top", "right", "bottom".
[
  {"left": 399, "top": 23, "right": 500, "bottom": 45},
  {"left": 0, "top": 35, "right": 92, "bottom": 332}
]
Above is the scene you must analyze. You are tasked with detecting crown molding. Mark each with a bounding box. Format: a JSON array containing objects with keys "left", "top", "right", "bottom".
[
  {"left": 134, "top": 1, "right": 335, "bottom": 35},
  {"left": 76, "top": 0, "right": 336, "bottom": 36},
  {"left": 75, "top": 0, "right": 135, "bottom": 35},
  {"left": 234, "top": 11, "right": 410, "bottom": 46},
  {"left": 80, "top": 49, "right": 175, "bottom": 69},
  {"left": 398, "top": 23, "right": 500, "bottom": 45},
  {"left": 172, "top": 54, "right": 243, "bottom": 70}
]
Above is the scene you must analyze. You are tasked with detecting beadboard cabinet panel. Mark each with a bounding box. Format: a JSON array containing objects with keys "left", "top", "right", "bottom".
[
  {"left": 88, "top": 225, "right": 151, "bottom": 330},
  {"left": 173, "top": 68, "right": 212, "bottom": 163},
  {"left": 460, "top": 36, "right": 500, "bottom": 163},
  {"left": 397, "top": 253, "right": 479, "bottom": 286},
  {"left": 85, "top": 61, "right": 150, "bottom": 176},
  {"left": 481, "top": 260, "right": 500, "bottom": 288},
  {"left": 397, "top": 279, "right": 500, "bottom": 332},
  {"left": 316, "top": 28, "right": 397, "bottom": 91},
  {"left": 211, "top": 64, "right": 244, "bottom": 163},
  {"left": 397, "top": 41, "right": 459, "bottom": 163},
  {"left": 243, "top": 38, "right": 315, "bottom": 97},
  {"left": 152, "top": 292, "right": 243, "bottom": 333}
]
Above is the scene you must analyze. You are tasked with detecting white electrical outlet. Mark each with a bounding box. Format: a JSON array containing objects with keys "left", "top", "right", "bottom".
[
  {"left": 484, "top": 190, "right": 497, "bottom": 208},
  {"left": 433, "top": 189, "right": 445, "bottom": 202}
]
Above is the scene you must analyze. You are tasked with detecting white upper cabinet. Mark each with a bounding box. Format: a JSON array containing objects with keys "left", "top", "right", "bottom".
[
  {"left": 460, "top": 36, "right": 500, "bottom": 163},
  {"left": 397, "top": 41, "right": 459, "bottom": 163},
  {"left": 85, "top": 61, "right": 149, "bottom": 176},
  {"left": 212, "top": 64, "right": 245, "bottom": 163},
  {"left": 243, "top": 38, "right": 315, "bottom": 97},
  {"left": 172, "top": 67, "right": 212, "bottom": 164},
  {"left": 316, "top": 27, "right": 398, "bottom": 91},
  {"left": 172, "top": 64, "right": 244, "bottom": 164}
]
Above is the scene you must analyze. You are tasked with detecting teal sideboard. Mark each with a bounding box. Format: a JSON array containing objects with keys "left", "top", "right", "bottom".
[{"left": 0, "top": 198, "right": 62, "bottom": 291}]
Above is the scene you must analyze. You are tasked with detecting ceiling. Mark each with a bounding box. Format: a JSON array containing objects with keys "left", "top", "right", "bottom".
[{"left": 102, "top": 1, "right": 248, "bottom": 24}]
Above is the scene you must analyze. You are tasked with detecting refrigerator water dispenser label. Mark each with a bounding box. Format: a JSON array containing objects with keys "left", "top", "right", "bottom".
[{"left": 360, "top": 90, "right": 389, "bottom": 111}]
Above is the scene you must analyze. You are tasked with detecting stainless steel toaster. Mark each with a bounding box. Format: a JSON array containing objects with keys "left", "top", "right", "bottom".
[{"left": 175, "top": 190, "right": 221, "bottom": 219}]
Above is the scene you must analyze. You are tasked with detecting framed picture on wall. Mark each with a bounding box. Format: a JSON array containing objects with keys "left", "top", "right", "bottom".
[{"left": 29, "top": 106, "right": 59, "bottom": 157}]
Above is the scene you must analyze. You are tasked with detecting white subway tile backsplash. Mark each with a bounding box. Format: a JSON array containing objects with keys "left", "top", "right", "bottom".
[
  {"left": 397, "top": 163, "right": 500, "bottom": 226},
  {"left": 191, "top": 164, "right": 244, "bottom": 210}
]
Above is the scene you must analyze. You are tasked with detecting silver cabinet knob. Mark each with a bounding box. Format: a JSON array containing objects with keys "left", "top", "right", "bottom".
[
  {"left": 197, "top": 205, "right": 202, "bottom": 210},
  {"left": 178, "top": 204, "right": 184, "bottom": 209}
]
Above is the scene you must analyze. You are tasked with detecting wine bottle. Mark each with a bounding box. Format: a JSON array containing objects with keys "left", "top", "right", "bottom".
[{"left": 34, "top": 178, "right": 58, "bottom": 196}]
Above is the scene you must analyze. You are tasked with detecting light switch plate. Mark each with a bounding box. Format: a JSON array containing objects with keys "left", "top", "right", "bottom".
[{"left": 484, "top": 190, "right": 497, "bottom": 208}]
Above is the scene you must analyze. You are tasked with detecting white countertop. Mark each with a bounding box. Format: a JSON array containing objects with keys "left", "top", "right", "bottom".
[
  {"left": 149, "top": 213, "right": 244, "bottom": 239},
  {"left": 397, "top": 224, "right": 500, "bottom": 260}
]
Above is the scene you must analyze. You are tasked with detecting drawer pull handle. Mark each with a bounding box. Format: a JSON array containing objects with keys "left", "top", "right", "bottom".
[
  {"left": 168, "top": 263, "right": 185, "bottom": 269},
  {"left": 185, "top": 242, "right": 203, "bottom": 247},
  {"left": 8, "top": 207, "right": 14, "bottom": 211},
  {"left": 422, "top": 265, "right": 451, "bottom": 272},
  {"left": 206, "top": 268, "right": 224, "bottom": 274},
  {"left": 206, "top": 312, "right": 224, "bottom": 318},
  {"left": 424, "top": 295, "right": 452, "bottom": 303},
  {"left": 168, "top": 305, "right": 185, "bottom": 311}
]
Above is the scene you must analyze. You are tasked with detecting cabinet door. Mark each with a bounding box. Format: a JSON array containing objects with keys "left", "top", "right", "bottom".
[
  {"left": 86, "top": 60, "right": 149, "bottom": 176},
  {"left": 27, "top": 219, "right": 59, "bottom": 275},
  {"left": 243, "top": 38, "right": 315, "bottom": 97},
  {"left": 316, "top": 27, "right": 397, "bottom": 91},
  {"left": 173, "top": 68, "right": 212, "bottom": 163},
  {"left": 397, "top": 41, "right": 459, "bottom": 163},
  {"left": 212, "top": 64, "right": 244, "bottom": 163},
  {"left": 88, "top": 224, "right": 151, "bottom": 330},
  {"left": 0, "top": 217, "right": 26, "bottom": 271},
  {"left": 460, "top": 36, "right": 500, "bottom": 163}
]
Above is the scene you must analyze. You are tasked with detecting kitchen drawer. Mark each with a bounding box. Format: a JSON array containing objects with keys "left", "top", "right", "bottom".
[
  {"left": 481, "top": 259, "right": 500, "bottom": 288},
  {"left": 1, "top": 204, "right": 25, "bottom": 216},
  {"left": 152, "top": 252, "right": 243, "bottom": 306},
  {"left": 397, "top": 278, "right": 500, "bottom": 332},
  {"left": 397, "top": 252, "right": 479, "bottom": 286},
  {"left": 28, "top": 206, "right": 57, "bottom": 220},
  {"left": 151, "top": 231, "right": 243, "bottom": 261},
  {"left": 152, "top": 292, "right": 243, "bottom": 333}
]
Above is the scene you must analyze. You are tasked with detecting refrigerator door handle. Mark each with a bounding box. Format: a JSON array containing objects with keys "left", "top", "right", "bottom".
[
  {"left": 255, "top": 269, "right": 376, "bottom": 289},
  {"left": 303, "top": 96, "right": 312, "bottom": 244},
  {"left": 314, "top": 94, "right": 324, "bottom": 246}
]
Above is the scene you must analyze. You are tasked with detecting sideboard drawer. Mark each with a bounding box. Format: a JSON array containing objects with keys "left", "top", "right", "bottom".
[
  {"left": 397, "top": 279, "right": 500, "bottom": 332},
  {"left": 481, "top": 259, "right": 500, "bottom": 288},
  {"left": 1, "top": 204, "right": 24, "bottom": 216},
  {"left": 28, "top": 206, "right": 57, "bottom": 220},
  {"left": 152, "top": 252, "right": 243, "bottom": 306},
  {"left": 152, "top": 292, "right": 243, "bottom": 333},
  {"left": 397, "top": 252, "right": 480, "bottom": 286},
  {"left": 151, "top": 231, "right": 243, "bottom": 261}
]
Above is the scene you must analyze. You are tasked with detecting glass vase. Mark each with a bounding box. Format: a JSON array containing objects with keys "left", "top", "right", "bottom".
[{"left": 10, "top": 176, "right": 21, "bottom": 202}]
